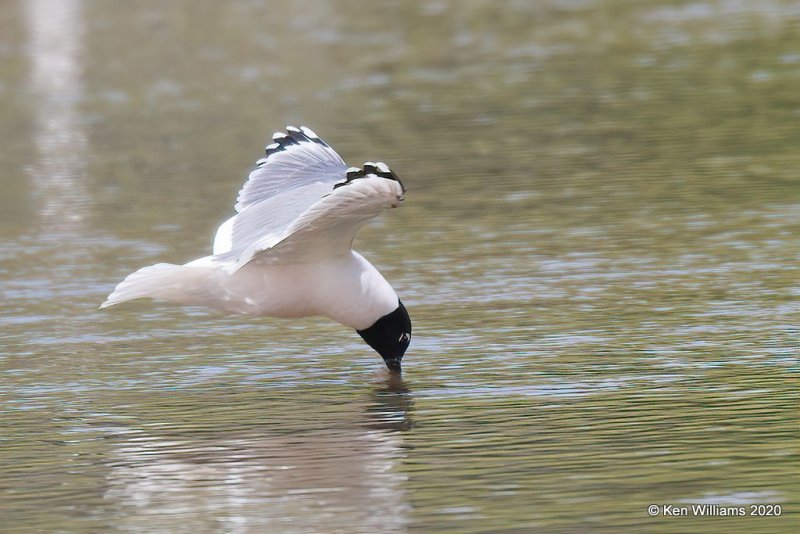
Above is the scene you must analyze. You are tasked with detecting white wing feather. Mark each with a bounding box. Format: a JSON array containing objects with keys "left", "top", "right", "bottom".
[
  {"left": 211, "top": 126, "right": 346, "bottom": 258},
  {"left": 230, "top": 181, "right": 333, "bottom": 254},
  {"left": 211, "top": 126, "right": 405, "bottom": 272},
  {"left": 212, "top": 215, "right": 235, "bottom": 255},
  {"left": 235, "top": 126, "right": 346, "bottom": 212},
  {"left": 233, "top": 175, "right": 404, "bottom": 269}
]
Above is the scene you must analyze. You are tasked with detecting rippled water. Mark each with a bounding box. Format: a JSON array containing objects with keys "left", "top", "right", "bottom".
[{"left": 1, "top": 0, "right": 799, "bottom": 532}]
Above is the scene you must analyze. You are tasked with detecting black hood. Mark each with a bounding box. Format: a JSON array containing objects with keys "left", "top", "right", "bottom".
[{"left": 357, "top": 301, "right": 412, "bottom": 371}]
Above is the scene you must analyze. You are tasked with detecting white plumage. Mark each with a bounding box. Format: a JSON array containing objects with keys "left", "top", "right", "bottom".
[{"left": 101, "top": 126, "right": 408, "bottom": 333}]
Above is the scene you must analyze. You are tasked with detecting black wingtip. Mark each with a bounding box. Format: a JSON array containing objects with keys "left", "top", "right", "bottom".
[
  {"left": 333, "top": 161, "right": 405, "bottom": 192},
  {"left": 263, "top": 126, "right": 330, "bottom": 157}
]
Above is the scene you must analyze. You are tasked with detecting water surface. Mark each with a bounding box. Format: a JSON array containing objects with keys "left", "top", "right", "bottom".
[{"left": 1, "top": 0, "right": 798, "bottom": 532}]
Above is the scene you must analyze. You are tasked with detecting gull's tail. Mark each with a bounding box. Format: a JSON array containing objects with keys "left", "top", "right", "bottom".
[{"left": 100, "top": 262, "right": 225, "bottom": 309}]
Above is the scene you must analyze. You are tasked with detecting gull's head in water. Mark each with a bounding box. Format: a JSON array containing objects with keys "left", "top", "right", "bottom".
[{"left": 357, "top": 301, "right": 412, "bottom": 372}]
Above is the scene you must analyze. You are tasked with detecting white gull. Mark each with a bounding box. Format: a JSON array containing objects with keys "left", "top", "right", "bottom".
[{"left": 101, "top": 126, "right": 412, "bottom": 371}]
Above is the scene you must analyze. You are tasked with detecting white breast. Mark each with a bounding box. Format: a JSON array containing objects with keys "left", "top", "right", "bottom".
[{"left": 222, "top": 251, "right": 398, "bottom": 330}]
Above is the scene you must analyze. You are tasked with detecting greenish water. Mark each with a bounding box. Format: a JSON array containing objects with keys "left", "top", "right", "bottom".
[{"left": 1, "top": 0, "right": 799, "bottom": 532}]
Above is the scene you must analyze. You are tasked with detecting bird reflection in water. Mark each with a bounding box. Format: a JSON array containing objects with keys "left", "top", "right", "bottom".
[
  {"left": 363, "top": 372, "right": 415, "bottom": 432},
  {"left": 103, "top": 375, "right": 414, "bottom": 533}
]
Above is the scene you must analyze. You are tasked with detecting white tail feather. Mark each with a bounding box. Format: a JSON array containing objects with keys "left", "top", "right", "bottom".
[{"left": 100, "top": 263, "right": 224, "bottom": 309}]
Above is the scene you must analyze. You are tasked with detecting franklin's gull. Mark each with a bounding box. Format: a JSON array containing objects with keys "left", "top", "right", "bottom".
[{"left": 101, "top": 126, "right": 411, "bottom": 371}]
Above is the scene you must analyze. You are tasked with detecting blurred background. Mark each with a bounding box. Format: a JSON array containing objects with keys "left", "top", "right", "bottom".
[{"left": 1, "top": 0, "right": 798, "bottom": 531}]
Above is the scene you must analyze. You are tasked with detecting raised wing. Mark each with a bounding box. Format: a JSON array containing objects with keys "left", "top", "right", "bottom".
[
  {"left": 212, "top": 127, "right": 405, "bottom": 272},
  {"left": 213, "top": 126, "right": 347, "bottom": 257},
  {"left": 236, "top": 126, "right": 346, "bottom": 212},
  {"left": 233, "top": 163, "right": 405, "bottom": 269}
]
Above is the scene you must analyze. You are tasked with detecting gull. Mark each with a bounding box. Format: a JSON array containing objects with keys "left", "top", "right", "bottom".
[{"left": 101, "top": 126, "right": 411, "bottom": 371}]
